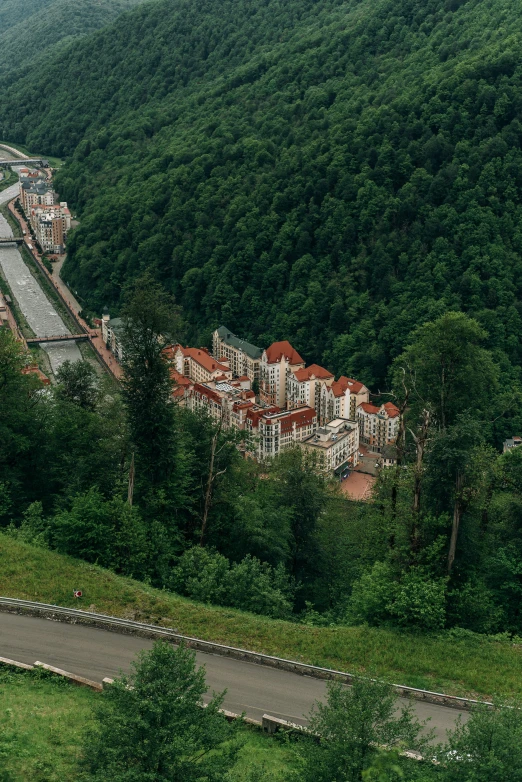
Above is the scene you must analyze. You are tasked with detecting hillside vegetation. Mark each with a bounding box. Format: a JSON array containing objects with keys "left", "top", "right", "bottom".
[
  {"left": 1, "top": 0, "right": 522, "bottom": 388},
  {"left": 0, "top": 0, "right": 147, "bottom": 81},
  {"left": 1, "top": 533, "right": 521, "bottom": 699}
]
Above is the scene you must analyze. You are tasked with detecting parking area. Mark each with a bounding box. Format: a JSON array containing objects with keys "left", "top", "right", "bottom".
[{"left": 339, "top": 471, "right": 376, "bottom": 500}]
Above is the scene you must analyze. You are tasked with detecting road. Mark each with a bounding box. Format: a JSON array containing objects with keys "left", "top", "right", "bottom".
[
  {"left": 0, "top": 613, "right": 466, "bottom": 740},
  {"left": 0, "top": 182, "right": 81, "bottom": 372}
]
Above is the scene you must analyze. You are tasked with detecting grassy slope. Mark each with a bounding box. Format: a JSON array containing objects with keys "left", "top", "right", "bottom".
[
  {"left": 1, "top": 534, "right": 520, "bottom": 699},
  {"left": 0, "top": 666, "right": 294, "bottom": 782}
]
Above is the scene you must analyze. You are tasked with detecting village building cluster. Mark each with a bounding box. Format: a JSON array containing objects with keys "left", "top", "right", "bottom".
[
  {"left": 155, "top": 325, "right": 401, "bottom": 478},
  {"left": 18, "top": 168, "right": 71, "bottom": 254}
]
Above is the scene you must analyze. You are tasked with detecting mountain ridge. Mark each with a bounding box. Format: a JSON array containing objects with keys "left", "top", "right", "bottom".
[{"left": 1, "top": 0, "right": 521, "bottom": 389}]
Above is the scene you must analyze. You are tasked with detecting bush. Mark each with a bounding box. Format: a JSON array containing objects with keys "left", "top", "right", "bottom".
[
  {"left": 169, "top": 547, "right": 294, "bottom": 619},
  {"left": 347, "top": 563, "right": 447, "bottom": 631}
]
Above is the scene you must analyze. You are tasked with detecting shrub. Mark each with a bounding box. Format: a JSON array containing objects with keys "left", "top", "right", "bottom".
[{"left": 169, "top": 547, "right": 294, "bottom": 619}]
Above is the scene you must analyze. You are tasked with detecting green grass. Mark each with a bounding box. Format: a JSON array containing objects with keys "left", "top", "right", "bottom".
[
  {"left": 0, "top": 139, "right": 63, "bottom": 168},
  {"left": 0, "top": 168, "right": 14, "bottom": 193},
  {"left": 0, "top": 665, "right": 296, "bottom": 781},
  {"left": 0, "top": 666, "right": 96, "bottom": 781},
  {"left": 1, "top": 535, "right": 521, "bottom": 700}
]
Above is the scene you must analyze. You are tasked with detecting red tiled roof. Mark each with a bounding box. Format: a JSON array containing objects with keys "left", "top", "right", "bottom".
[
  {"left": 246, "top": 405, "right": 280, "bottom": 427},
  {"left": 359, "top": 402, "right": 380, "bottom": 414},
  {"left": 280, "top": 407, "right": 316, "bottom": 432},
  {"left": 383, "top": 402, "right": 400, "bottom": 418},
  {"left": 177, "top": 346, "right": 230, "bottom": 374},
  {"left": 293, "top": 364, "right": 334, "bottom": 382},
  {"left": 191, "top": 382, "right": 223, "bottom": 404},
  {"left": 345, "top": 377, "right": 365, "bottom": 393},
  {"left": 264, "top": 340, "right": 304, "bottom": 365},
  {"left": 236, "top": 375, "right": 250, "bottom": 382},
  {"left": 170, "top": 368, "right": 191, "bottom": 386}
]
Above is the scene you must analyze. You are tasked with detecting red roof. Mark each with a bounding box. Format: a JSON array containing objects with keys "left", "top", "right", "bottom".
[
  {"left": 191, "top": 382, "right": 223, "bottom": 404},
  {"left": 236, "top": 375, "right": 250, "bottom": 382},
  {"left": 264, "top": 341, "right": 304, "bottom": 365},
  {"left": 280, "top": 407, "right": 316, "bottom": 432},
  {"left": 383, "top": 402, "right": 400, "bottom": 418},
  {"left": 359, "top": 402, "right": 380, "bottom": 414},
  {"left": 178, "top": 346, "right": 230, "bottom": 375},
  {"left": 170, "top": 368, "right": 191, "bottom": 386},
  {"left": 293, "top": 364, "right": 334, "bottom": 382},
  {"left": 246, "top": 405, "right": 281, "bottom": 427}
]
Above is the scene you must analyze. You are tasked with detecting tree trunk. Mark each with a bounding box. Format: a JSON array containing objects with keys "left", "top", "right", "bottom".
[
  {"left": 447, "top": 470, "right": 464, "bottom": 575},
  {"left": 200, "top": 431, "right": 217, "bottom": 546}
]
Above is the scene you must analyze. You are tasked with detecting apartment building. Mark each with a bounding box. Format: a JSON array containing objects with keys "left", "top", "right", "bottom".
[
  {"left": 184, "top": 379, "right": 256, "bottom": 427},
  {"left": 30, "top": 203, "right": 71, "bottom": 253},
  {"left": 249, "top": 406, "right": 317, "bottom": 460},
  {"left": 20, "top": 180, "right": 54, "bottom": 212},
  {"left": 167, "top": 344, "right": 233, "bottom": 384},
  {"left": 101, "top": 308, "right": 125, "bottom": 361},
  {"left": 357, "top": 401, "right": 400, "bottom": 452},
  {"left": 212, "top": 325, "right": 263, "bottom": 384},
  {"left": 319, "top": 376, "right": 370, "bottom": 424},
  {"left": 286, "top": 364, "right": 334, "bottom": 413},
  {"left": 260, "top": 341, "right": 305, "bottom": 408},
  {"left": 301, "top": 418, "right": 359, "bottom": 478}
]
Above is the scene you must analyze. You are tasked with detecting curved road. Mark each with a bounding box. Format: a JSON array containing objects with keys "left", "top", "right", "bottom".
[{"left": 0, "top": 613, "right": 466, "bottom": 740}]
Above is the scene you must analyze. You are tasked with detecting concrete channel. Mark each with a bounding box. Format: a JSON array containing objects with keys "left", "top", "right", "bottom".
[{"left": 0, "top": 179, "right": 81, "bottom": 374}]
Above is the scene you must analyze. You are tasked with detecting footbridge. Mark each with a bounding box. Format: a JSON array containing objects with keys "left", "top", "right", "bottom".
[
  {"left": 0, "top": 158, "right": 47, "bottom": 169},
  {"left": 0, "top": 237, "right": 23, "bottom": 245},
  {"left": 26, "top": 334, "right": 89, "bottom": 345}
]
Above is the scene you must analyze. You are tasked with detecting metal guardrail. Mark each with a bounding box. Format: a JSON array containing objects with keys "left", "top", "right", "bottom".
[{"left": 0, "top": 596, "right": 490, "bottom": 710}]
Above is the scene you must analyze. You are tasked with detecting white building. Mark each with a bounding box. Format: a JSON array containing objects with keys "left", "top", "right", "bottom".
[
  {"left": 260, "top": 340, "right": 305, "bottom": 408},
  {"left": 319, "top": 376, "right": 370, "bottom": 424},
  {"left": 301, "top": 418, "right": 359, "bottom": 479},
  {"left": 357, "top": 402, "right": 400, "bottom": 452},
  {"left": 286, "top": 364, "right": 334, "bottom": 414}
]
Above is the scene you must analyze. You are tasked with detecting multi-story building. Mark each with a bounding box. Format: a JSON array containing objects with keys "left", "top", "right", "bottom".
[
  {"left": 319, "top": 376, "right": 370, "bottom": 424},
  {"left": 286, "top": 364, "right": 334, "bottom": 413},
  {"left": 301, "top": 418, "right": 359, "bottom": 479},
  {"left": 249, "top": 406, "right": 317, "bottom": 460},
  {"left": 183, "top": 379, "right": 256, "bottom": 427},
  {"left": 357, "top": 402, "right": 400, "bottom": 452},
  {"left": 30, "top": 203, "right": 71, "bottom": 253},
  {"left": 20, "top": 180, "right": 55, "bottom": 212},
  {"left": 260, "top": 341, "right": 305, "bottom": 408},
  {"left": 167, "top": 345, "right": 233, "bottom": 384},
  {"left": 212, "top": 325, "right": 263, "bottom": 384},
  {"left": 101, "top": 308, "right": 125, "bottom": 361}
]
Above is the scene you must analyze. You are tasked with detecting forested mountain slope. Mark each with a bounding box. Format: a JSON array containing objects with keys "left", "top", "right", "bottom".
[
  {"left": 0, "top": 0, "right": 146, "bottom": 80},
  {"left": 2, "top": 0, "right": 522, "bottom": 387}
]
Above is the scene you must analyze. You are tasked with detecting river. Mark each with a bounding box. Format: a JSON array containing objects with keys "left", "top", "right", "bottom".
[{"left": 0, "top": 180, "right": 81, "bottom": 373}]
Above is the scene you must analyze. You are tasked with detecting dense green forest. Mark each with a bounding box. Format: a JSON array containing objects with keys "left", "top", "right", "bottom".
[
  {"left": 3, "top": 273, "right": 522, "bottom": 639},
  {"left": 0, "top": 0, "right": 147, "bottom": 80},
  {"left": 2, "top": 0, "right": 522, "bottom": 400}
]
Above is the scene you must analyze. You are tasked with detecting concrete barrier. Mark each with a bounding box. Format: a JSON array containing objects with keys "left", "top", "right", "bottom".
[
  {"left": 34, "top": 661, "right": 103, "bottom": 691},
  {"left": 0, "top": 596, "right": 490, "bottom": 711},
  {"left": 0, "top": 655, "right": 34, "bottom": 671}
]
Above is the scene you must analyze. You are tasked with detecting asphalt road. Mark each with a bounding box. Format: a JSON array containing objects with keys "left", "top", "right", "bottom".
[{"left": 0, "top": 613, "right": 467, "bottom": 740}]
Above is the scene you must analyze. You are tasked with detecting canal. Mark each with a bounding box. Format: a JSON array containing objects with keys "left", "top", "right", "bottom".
[{"left": 0, "top": 180, "right": 81, "bottom": 373}]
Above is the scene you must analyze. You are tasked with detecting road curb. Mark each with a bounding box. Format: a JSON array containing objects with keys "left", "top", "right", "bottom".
[{"left": 0, "top": 597, "right": 487, "bottom": 711}]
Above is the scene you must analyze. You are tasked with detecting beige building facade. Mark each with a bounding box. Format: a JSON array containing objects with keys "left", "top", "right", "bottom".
[
  {"left": 212, "top": 325, "right": 262, "bottom": 384},
  {"left": 260, "top": 340, "right": 305, "bottom": 408},
  {"left": 301, "top": 418, "right": 359, "bottom": 478}
]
